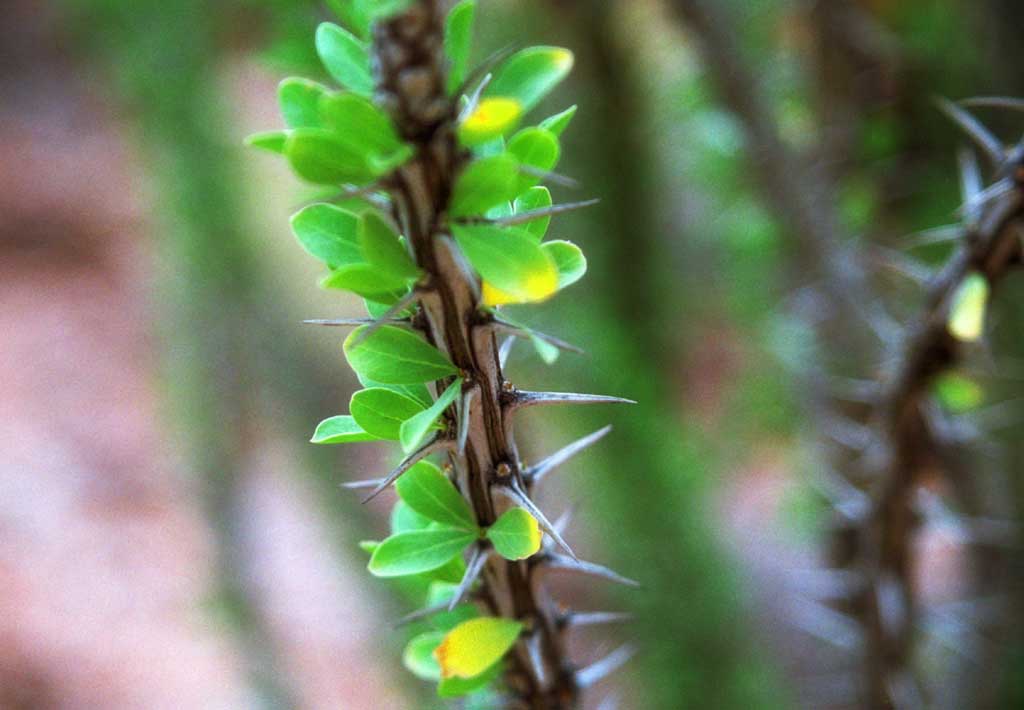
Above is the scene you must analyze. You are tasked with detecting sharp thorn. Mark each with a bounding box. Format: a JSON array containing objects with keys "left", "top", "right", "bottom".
[
  {"left": 492, "top": 321, "right": 584, "bottom": 355},
  {"left": 551, "top": 505, "right": 576, "bottom": 537},
  {"left": 961, "top": 96, "right": 1024, "bottom": 113},
  {"left": 566, "top": 611, "right": 634, "bottom": 628},
  {"left": 956, "top": 177, "right": 1015, "bottom": 218},
  {"left": 900, "top": 224, "right": 964, "bottom": 249},
  {"left": 448, "top": 545, "right": 489, "bottom": 611},
  {"left": 524, "top": 634, "right": 550, "bottom": 688},
  {"left": 361, "top": 437, "right": 450, "bottom": 503},
  {"left": 872, "top": 245, "right": 933, "bottom": 285},
  {"left": 392, "top": 601, "right": 450, "bottom": 628},
  {"left": 509, "top": 391, "right": 636, "bottom": 412},
  {"left": 517, "top": 165, "right": 580, "bottom": 188},
  {"left": 341, "top": 477, "right": 385, "bottom": 490},
  {"left": 935, "top": 97, "right": 1005, "bottom": 166},
  {"left": 303, "top": 317, "right": 408, "bottom": 327},
  {"left": 575, "top": 645, "right": 636, "bottom": 689},
  {"left": 786, "top": 597, "right": 863, "bottom": 649},
  {"left": 474, "top": 199, "right": 601, "bottom": 227},
  {"left": 457, "top": 387, "right": 477, "bottom": 457},
  {"left": 958, "top": 147, "right": 984, "bottom": 210},
  {"left": 457, "top": 72, "right": 493, "bottom": 123},
  {"left": 347, "top": 289, "right": 420, "bottom": 348},
  {"left": 543, "top": 553, "right": 641, "bottom": 588},
  {"left": 498, "top": 335, "right": 516, "bottom": 369},
  {"left": 493, "top": 481, "right": 576, "bottom": 559},
  {"left": 525, "top": 426, "right": 612, "bottom": 486},
  {"left": 454, "top": 44, "right": 517, "bottom": 102}
]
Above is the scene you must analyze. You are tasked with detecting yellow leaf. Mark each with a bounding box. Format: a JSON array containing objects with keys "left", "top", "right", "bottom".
[
  {"left": 458, "top": 97, "right": 523, "bottom": 146},
  {"left": 433, "top": 617, "right": 523, "bottom": 679},
  {"left": 481, "top": 264, "right": 558, "bottom": 307},
  {"left": 948, "top": 273, "right": 989, "bottom": 342}
]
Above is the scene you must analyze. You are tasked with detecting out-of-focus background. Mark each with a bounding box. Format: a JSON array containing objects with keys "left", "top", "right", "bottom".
[{"left": 3, "top": 0, "right": 1024, "bottom": 708}]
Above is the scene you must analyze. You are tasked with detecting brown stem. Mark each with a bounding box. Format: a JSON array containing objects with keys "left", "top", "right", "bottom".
[
  {"left": 854, "top": 156, "right": 1024, "bottom": 707},
  {"left": 374, "top": 3, "right": 577, "bottom": 707}
]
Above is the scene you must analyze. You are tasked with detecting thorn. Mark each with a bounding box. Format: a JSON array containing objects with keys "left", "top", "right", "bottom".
[
  {"left": 956, "top": 177, "right": 1015, "bottom": 218},
  {"left": 448, "top": 544, "right": 489, "bottom": 611},
  {"left": 786, "top": 597, "right": 863, "bottom": 650},
  {"left": 347, "top": 289, "right": 421, "bottom": 348},
  {"left": 517, "top": 165, "right": 580, "bottom": 189},
  {"left": 900, "top": 224, "right": 964, "bottom": 249},
  {"left": 959, "top": 147, "right": 983, "bottom": 210},
  {"left": 961, "top": 96, "right": 1024, "bottom": 113},
  {"left": 575, "top": 645, "right": 636, "bottom": 689},
  {"left": 341, "top": 477, "right": 384, "bottom": 490},
  {"left": 498, "top": 335, "right": 516, "bottom": 369},
  {"left": 303, "top": 317, "right": 408, "bottom": 327},
  {"left": 392, "top": 601, "right": 450, "bottom": 628},
  {"left": 454, "top": 44, "right": 516, "bottom": 102},
  {"left": 524, "top": 634, "right": 550, "bottom": 689},
  {"left": 543, "top": 553, "right": 641, "bottom": 588},
  {"left": 361, "top": 437, "right": 451, "bottom": 503},
  {"left": 551, "top": 505, "right": 576, "bottom": 537},
  {"left": 469, "top": 199, "right": 601, "bottom": 227},
  {"left": 566, "top": 611, "right": 634, "bottom": 628},
  {"left": 492, "top": 321, "right": 584, "bottom": 355},
  {"left": 493, "top": 481, "right": 576, "bottom": 559},
  {"left": 457, "top": 72, "right": 493, "bottom": 123},
  {"left": 525, "top": 426, "right": 612, "bottom": 486},
  {"left": 872, "top": 246, "right": 933, "bottom": 286},
  {"left": 457, "top": 387, "right": 477, "bottom": 457},
  {"left": 508, "top": 391, "right": 636, "bottom": 412},
  {"left": 935, "top": 97, "right": 1004, "bottom": 166}
]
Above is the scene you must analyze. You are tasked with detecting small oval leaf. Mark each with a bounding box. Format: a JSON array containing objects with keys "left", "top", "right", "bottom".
[
  {"left": 368, "top": 529, "right": 476, "bottom": 578},
  {"left": 452, "top": 224, "right": 558, "bottom": 303},
  {"left": 279, "top": 77, "right": 328, "bottom": 129},
  {"left": 485, "top": 507, "right": 542, "bottom": 560},
  {"left": 285, "top": 128, "right": 374, "bottom": 185},
  {"left": 310, "top": 415, "right": 379, "bottom": 444},
  {"left": 458, "top": 98, "right": 523, "bottom": 147},
  {"left": 359, "top": 212, "right": 421, "bottom": 282},
  {"left": 449, "top": 155, "right": 521, "bottom": 217},
  {"left": 315, "top": 22, "right": 374, "bottom": 96},
  {"left": 344, "top": 325, "right": 459, "bottom": 384},
  {"left": 403, "top": 631, "right": 445, "bottom": 681},
  {"left": 396, "top": 460, "right": 476, "bottom": 530},
  {"left": 291, "top": 204, "right": 363, "bottom": 267},
  {"left": 485, "top": 46, "right": 574, "bottom": 113},
  {"left": 542, "top": 240, "right": 587, "bottom": 289},
  {"left": 434, "top": 617, "right": 523, "bottom": 679},
  {"left": 948, "top": 272, "right": 989, "bottom": 342},
  {"left": 507, "top": 127, "right": 560, "bottom": 193},
  {"left": 400, "top": 378, "right": 463, "bottom": 453},
  {"left": 350, "top": 387, "right": 428, "bottom": 440},
  {"left": 444, "top": 0, "right": 476, "bottom": 94}
]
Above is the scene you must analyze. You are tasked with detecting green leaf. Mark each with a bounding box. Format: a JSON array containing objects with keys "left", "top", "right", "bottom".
[
  {"left": 934, "top": 372, "right": 984, "bottom": 413},
  {"left": 391, "top": 499, "right": 434, "bottom": 534},
  {"left": 291, "top": 204, "right": 362, "bottom": 267},
  {"left": 542, "top": 240, "right": 587, "bottom": 289},
  {"left": 434, "top": 617, "right": 522, "bottom": 679},
  {"left": 485, "top": 508, "right": 542, "bottom": 560},
  {"left": 284, "top": 128, "right": 374, "bottom": 185},
  {"left": 358, "top": 540, "right": 379, "bottom": 554},
  {"left": 321, "top": 262, "right": 409, "bottom": 300},
  {"left": 396, "top": 460, "right": 476, "bottom": 530},
  {"left": 245, "top": 130, "right": 288, "bottom": 154},
  {"left": 449, "top": 155, "right": 521, "bottom": 218},
  {"left": 457, "top": 98, "right": 523, "bottom": 147},
  {"left": 403, "top": 631, "right": 445, "bottom": 681},
  {"left": 315, "top": 22, "right": 374, "bottom": 97},
  {"left": 400, "top": 378, "right": 463, "bottom": 453},
  {"left": 426, "top": 553, "right": 467, "bottom": 585},
  {"left": 437, "top": 663, "right": 501, "bottom": 698},
  {"left": 507, "top": 127, "right": 560, "bottom": 193},
  {"left": 357, "top": 374, "right": 433, "bottom": 408},
  {"left": 452, "top": 224, "right": 558, "bottom": 303},
  {"left": 529, "top": 334, "right": 559, "bottom": 365},
  {"left": 948, "top": 272, "right": 989, "bottom": 342},
  {"left": 350, "top": 387, "right": 429, "bottom": 440},
  {"left": 310, "top": 415, "right": 379, "bottom": 444},
  {"left": 368, "top": 528, "right": 476, "bottom": 577},
  {"left": 326, "top": 0, "right": 371, "bottom": 39},
  {"left": 344, "top": 325, "right": 458, "bottom": 384},
  {"left": 359, "top": 212, "right": 421, "bottom": 281},
  {"left": 444, "top": 1, "right": 475, "bottom": 94},
  {"left": 485, "top": 46, "right": 574, "bottom": 113},
  {"left": 514, "top": 187, "right": 552, "bottom": 241},
  {"left": 278, "top": 78, "right": 328, "bottom": 128},
  {"left": 319, "top": 92, "right": 404, "bottom": 157},
  {"left": 539, "top": 105, "right": 577, "bottom": 136}
]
